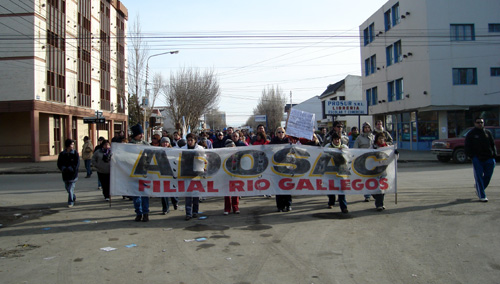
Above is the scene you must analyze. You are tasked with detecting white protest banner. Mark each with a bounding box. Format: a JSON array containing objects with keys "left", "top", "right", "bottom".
[
  {"left": 286, "top": 108, "right": 315, "bottom": 140},
  {"left": 110, "top": 143, "right": 397, "bottom": 197}
]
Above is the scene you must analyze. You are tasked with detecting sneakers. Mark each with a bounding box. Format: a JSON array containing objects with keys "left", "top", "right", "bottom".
[
  {"left": 479, "top": 197, "right": 489, "bottom": 202},
  {"left": 105, "top": 198, "right": 110, "bottom": 202},
  {"left": 235, "top": 211, "right": 240, "bottom": 214},
  {"left": 376, "top": 206, "right": 386, "bottom": 211},
  {"left": 284, "top": 206, "right": 292, "bottom": 212},
  {"left": 135, "top": 215, "right": 142, "bottom": 222},
  {"left": 341, "top": 208, "right": 349, "bottom": 214},
  {"left": 185, "top": 216, "right": 192, "bottom": 221},
  {"left": 223, "top": 212, "right": 229, "bottom": 215},
  {"left": 327, "top": 205, "right": 333, "bottom": 209},
  {"left": 364, "top": 197, "right": 371, "bottom": 202},
  {"left": 98, "top": 186, "right": 102, "bottom": 191},
  {"left": 173, "top": 204, "right": 178, "bottom": 210},
  {"left": 68, "top": 204, "right": 74, "bottom": 208}
]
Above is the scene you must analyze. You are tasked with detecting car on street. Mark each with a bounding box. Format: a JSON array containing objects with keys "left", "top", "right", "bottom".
[{"left": 431, "top": 126, "right": 500, "bottom": 163}]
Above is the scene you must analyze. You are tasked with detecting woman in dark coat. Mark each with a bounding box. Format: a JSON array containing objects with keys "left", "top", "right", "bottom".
[
  {"left": 57, "top": 139, "right": 80, "bottom": 207},
  {"left": 269, "top": 127, "right": 292, "bottom": 212}
]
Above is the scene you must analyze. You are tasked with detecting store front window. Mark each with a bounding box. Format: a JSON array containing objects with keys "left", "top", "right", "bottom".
[{"left": 417, "top": 111, "right": 438, "bottom": 141}]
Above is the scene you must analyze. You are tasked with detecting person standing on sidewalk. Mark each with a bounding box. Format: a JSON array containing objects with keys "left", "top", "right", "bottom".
[
  {"left": 81, "top": 136, "right": 93, "bottom": 178},
  {"left": 465, "top": 117, "right": 497, "bottom": 202},
  {"left": 57, "top": 139, "right": 80, "bottom": 208},
  {"left": 92, "top": 139, "right": 112, "bottom": 201},
  {"left": 129, "top": 124, "right": 151, "bottom": 222}
]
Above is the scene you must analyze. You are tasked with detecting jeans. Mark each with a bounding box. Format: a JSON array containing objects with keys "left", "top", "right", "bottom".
[
  {"left": 133, "top": 196, "right": 150, "bottom": 215},
  {"left": 84, "top": 159, "right": 92, "bottom": 177},
  {"left": 372, "top": 194, "right": 385, "bottom": 208},
  {"left": 472, "top": 157, "right": 496, "bottom": 199},
  {"left": 64, "top": 180, "right": 76, "bottom": 205},
  {"left": 185, "top": 197, "right": 199, "bottom": 217},
  {"left": 327, "top": 195, "right": 346, "bottom": 210},
  {"left": 161, "top": 197, "right": 179, "bottom": 213}
]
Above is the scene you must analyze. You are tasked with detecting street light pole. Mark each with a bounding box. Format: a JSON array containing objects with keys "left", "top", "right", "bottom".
[{"left": 143, "top": 50, "right": 179, "bottom": 141}]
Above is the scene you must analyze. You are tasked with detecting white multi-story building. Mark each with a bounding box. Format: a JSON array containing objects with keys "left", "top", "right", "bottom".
[
  {"left": 0, "top": 0, "right": 128, "bottom": 161},
  {"left": 319, "top": 75, "right": 372, "bottom": 132},
  {"left": 360, "top": 0, "right": 500, "bottom": 150}
]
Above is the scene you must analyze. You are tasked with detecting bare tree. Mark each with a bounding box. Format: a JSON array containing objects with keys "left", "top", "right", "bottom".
[
  {"left": 253, "top": 86, "right": 287, "bottom": 132},
  {"left": 205, "top": 108, "right": 226, "bottom": 131},
  {"left": 165, "top": 68, "right": 220, "bottom": 132},
  {"left": 127, "top": 14, "right": 149, "bottom": 127}
]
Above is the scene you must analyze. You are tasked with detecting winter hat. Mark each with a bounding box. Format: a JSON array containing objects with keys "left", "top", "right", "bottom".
[
  {"left": 177, "top": 139, "right": 187, "bottom": 147},
  {"left": 131, "top": 124, "right": 143, "bottom": 137},
  {"left": 225, "top": 139, "right": 236, "bottom": 147},
  {"left": 160, "top": 137, "right": 170, "bottom": 144}
]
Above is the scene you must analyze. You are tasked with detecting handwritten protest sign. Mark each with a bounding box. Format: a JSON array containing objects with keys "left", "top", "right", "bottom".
[{"left": 286, "top": 109, "right": 315, "bottom": 140}]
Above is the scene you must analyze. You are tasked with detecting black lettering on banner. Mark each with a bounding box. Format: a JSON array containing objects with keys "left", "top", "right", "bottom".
[
  {"left": 311, "top": 151, "right": 350, "bottom": 177},
  {"left": 272, "top": 147, "right": 311, "bottom": 176},
  {"left": 133, "top": 149, "right": 174, "bottom": 176},
  {"left": 352, "top": 151, "right": 390, "bottom": 177},
  {"left": 180, "top": 151, "right": 221, "bottom": 178},
  {"left": 225, "top": 150, "right": 268, "bottom": 176}
]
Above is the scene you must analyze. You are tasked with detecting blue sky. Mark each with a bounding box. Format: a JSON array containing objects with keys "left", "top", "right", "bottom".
[{"left": 120, "top": 0, "right": 388, "bottom": 126}]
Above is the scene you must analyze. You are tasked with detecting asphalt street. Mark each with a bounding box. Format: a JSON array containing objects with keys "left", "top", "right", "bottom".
[{"left": 1, "top": 161, "right": 500, "bottom": 284}]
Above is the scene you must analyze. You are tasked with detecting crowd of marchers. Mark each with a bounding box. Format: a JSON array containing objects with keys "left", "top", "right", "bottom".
[{"left": 56, "top": 117, "right": 496, "bottom": 222}]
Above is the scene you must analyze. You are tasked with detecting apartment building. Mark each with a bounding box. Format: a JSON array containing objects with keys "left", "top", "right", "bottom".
[
  {"left": 0, "top": 0, "right": 128, "bottom": 161},
  {"left": 360, "top": 0, "right": 500, "bottom": 150}
]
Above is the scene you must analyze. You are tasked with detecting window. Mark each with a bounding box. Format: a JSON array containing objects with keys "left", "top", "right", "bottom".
[
  {"left": 395, "top": 78, "right": 404, "bottom": 100},
  {"left": 386, "top": 45, "right": 394, "bottom": 66},
  {"left": 453, "top": 68, "right": 477, "bottom": 85},
  {"left": 384, "top": 10, "right": 392, "bottom": 31},
  {"left": 394, "top": 40, "right": 402, "bottom": 63},
  {"left": 365, "top": 55, "right": 376, "bottom": 76},
  {"left": 491, "top": 68, "right": 500, "bottom": 77},
  {"left": 388, "top": 81, "right": 395, "bottom": 102},
  {"left": 450, "top": 24, "right": 475, "bottom": 41},
  {"left": 391, "top": 3, "right": 400, "bottom": 27},
  {"left": 370, "top": 55, "right": 376, "bottom": 74},
  {"left": 369, "top": 23, "right": 375, "bottom": 43},
  {"left": 489, "top": 24, "right": 500, "bottom": 33},
  {"left": 365, "top": 58, "right": 370, "bottom": 76},
  {"left": 364, "top": 23, "right": 375, "bottom": 45},
  {"left": 366, "top": 87, "right": 378, "bottom": 106}
]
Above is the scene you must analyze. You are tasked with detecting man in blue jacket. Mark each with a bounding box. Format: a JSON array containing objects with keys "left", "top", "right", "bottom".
[{"left": 465, "top": 117, "right": 497, "bottom": 202}]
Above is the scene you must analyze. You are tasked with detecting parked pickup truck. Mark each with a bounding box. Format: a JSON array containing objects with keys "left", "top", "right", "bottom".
[{"left": 431, "top": 126, "right": 500, "bottom": 163}]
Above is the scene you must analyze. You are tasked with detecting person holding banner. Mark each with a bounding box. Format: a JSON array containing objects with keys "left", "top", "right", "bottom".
[
  {"left": 91, "top": 139, "right": 112, "bottom": 201},
  {"left": 325, "top": 132, "right": 349, "bottom": 213},
  {"left": 224, "top": 140, "right": 241, "bottom": 215},
  {"left": 252, "top": 132, "right": 270, "bottom": 145},
  {"left": 270, "top": 127, "right": 293, "bottom": 212},
  {"left": 159, "top": 137, "right": 179, "bottom": 214},
  {"left": 354, "top": 122, "right": 375, "bottom": 202},
  {"left": 371, "top": 132, "right": 389, "bottom": 211},
  {"left": 129, "top": 124, "right": 151, "bottom": 222},
  {"left": 182, "top": 133, "right": 203, "bottom": 220}
]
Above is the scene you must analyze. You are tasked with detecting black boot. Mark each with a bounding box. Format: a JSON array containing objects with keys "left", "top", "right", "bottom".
[
  {"left": 135, "top": 215, "right": 142, "bottom": 222},
  {"left": 142, "top": 214, "right": 149, "bottom": 222}
]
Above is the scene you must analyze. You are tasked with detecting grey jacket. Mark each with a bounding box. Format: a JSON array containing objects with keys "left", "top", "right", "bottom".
[
  {"left": 92, "top": 149, "right": 111, "bottom": 174},
  {"left": 353, "top": 133, "right": 374, "bottom": 149}
]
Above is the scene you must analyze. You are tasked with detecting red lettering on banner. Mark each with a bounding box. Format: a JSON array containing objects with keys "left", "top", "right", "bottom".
[
  {"left": 328, "top": 180, "right": 340, "bottom": 191},
  {"left": 351, "top": 179, "right": 363, "bottom": 190},
  {"left": 247, "top": 180, "right": 254, "bottom": 191},
  {"left": 153, "top": 180, "right": 160, "bottom": 192},
  {"left": 139, "top": 180, "right": 151, "bottom": 192},
  {"left": 163, "top": 181, "right": 176, "bottom": 192},
  {"left": 255, "top": 179, "right": 270, "bottom": 191},
  {"left": 341, "top": 179, "right": 351, "bottom": 191},
  {"left": 178, "top": 181, "right": 185, "bottom": 192},
  {"left": 365, "top": 179, "right": 378, "bottom": 190},
  {"left": 279, "top": 178, "right": 294, "bottom": 190},
  {"left": 296, "top": 179, "right": 314, "bottom": 190},
  {"left": 187, "top": 180, "right": 205, "bottom": 192},
  {"left": 316, "top": 179, "right": 327, "bottom": 190},
  {"left": 207, "top": 181, "right": 219, "bottom": 192},
  {"left": 379, "top": 178, "right": 389, "bottom": 190},
  {"left": 229, "top": 181, "right": 244, "bottom": 192}
]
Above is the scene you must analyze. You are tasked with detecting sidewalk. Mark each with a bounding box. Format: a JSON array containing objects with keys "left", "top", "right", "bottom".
[{"left": 0, "top": 149, "right": 436, "bottom": 175}]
